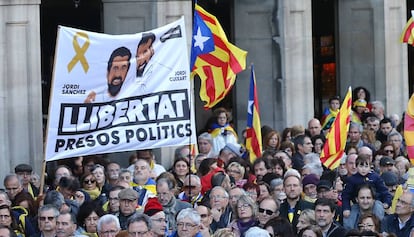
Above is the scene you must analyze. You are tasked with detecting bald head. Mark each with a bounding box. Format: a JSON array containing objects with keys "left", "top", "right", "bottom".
[{"left": 308, "top": 118, "right": 322, "bottom": 137}]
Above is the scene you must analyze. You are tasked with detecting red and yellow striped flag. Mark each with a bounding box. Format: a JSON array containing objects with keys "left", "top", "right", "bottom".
[
  {"left": 320, "top": 87, "right": 352, "bottom": 170},
  {"left": 190, "top": 4, "right": 247, "bottom": 109},
  {"left": 400, "top": 17, "right": 414, "bottom": 45},
  {"left": 404, "top": 94, "right": 414, "bottom": 165}
]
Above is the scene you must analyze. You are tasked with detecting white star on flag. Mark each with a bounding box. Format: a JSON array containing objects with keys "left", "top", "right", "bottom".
[
  {"left": 248, "top": 100, "right": 254, "bottom": 114},
  {"left": 193, "top": 27, "right": 210, "bottom": 51}
]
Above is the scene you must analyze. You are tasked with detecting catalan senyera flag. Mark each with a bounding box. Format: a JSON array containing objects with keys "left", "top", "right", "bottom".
[
  {"left": 245, "top": 65, "right": 262, "bottom": 163},
  {"left": 404, "top": 94, "right": 414, "bottom": 165},
  {"left": 190, "top": 4, "right": 247, "bottom": 109},
  {"left": 400, "top": 13, "right": 414, "bottom": 45},
  {"left": 320, "top": 87, "right": 352, "bottom": 170}
]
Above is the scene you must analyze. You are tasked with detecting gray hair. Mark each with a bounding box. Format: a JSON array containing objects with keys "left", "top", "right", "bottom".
[
  {"left": 349, "top": 122, "right": 363, "bottom": 133},
  {"left": 245, "top": 227, "right": 270, "bottom": 237},
  {"left": 198, "top": 132, "right": 213, "bottom": 145},
  {"left": 38, "top": 204, "right": 59, "bottom": 218},
  {"left": 135, "top": 159, "right": 151, "bottom": 170},
  {"left": 44, "top": 190, "right": 65, "bottom": 210},
  {"left": 3, "top": 174, "right": 22, "bottom": 186},
  {"left": 127, "top": 213, "right": 152, "bottom": 230},
  {"left": 283, "top": 169, "right": 301, "bottom": 181},
  {"left": 156, "top": 178, "right": 175, "bottom": 190},
  {"left": 388, "top": 130, "right": 403, "bottom": 142},
  {"left": 176, "top": 208, "right": 201, "bottom": 225},
  {"left": 97, "top": 214, "right": 120, "bottom": 232},
  {"left": 371, "top": 101, "right": 384, "bottom": 111},
  {"left": 302, "top": 163, "right": 323, "bottom": 177},
  {"left": 270, "top": 178, "right": 284, "bottom": 191},
  {"left": 209, "top": 186, "right": 229, "bottom": 199},
  {"left": 234, "top": 195, "right": 258, "bottom": 219},
  {"left": 184, "top": 174, "right": 201, "bottom": 186},
  {"left": 303, "top": 153, "right": 322, "bottom": 165}
]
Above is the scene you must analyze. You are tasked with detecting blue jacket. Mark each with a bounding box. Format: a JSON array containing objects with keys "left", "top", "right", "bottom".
[
  {"left": 342, "top": 172, "right": 392, "bottom": 211},
  {"left": 343, "top": 200, "right": 385, "bottom": 230}
]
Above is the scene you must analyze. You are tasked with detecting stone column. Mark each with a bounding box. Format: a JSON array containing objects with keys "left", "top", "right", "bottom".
[
  {"left": 338, "top": 0, "right": 408, "bottom": 116},
  {"left": 281, "top": 0, "right": 314, "bottom": 127},
  {"left": 0, "top": 0, "right": 43, "bottom": 175}
]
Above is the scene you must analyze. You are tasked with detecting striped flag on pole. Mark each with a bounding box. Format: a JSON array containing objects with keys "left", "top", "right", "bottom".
[
  {"left": 320, "top": 87, "right": 352, "bottom": 170},
  {"left": 190, "top": 4, "right": 247, "bottom": 109},
  {"left": 400, "top": 11, "right": 414, "bottom": 45},
  {"left": 246, "top": 64, "right": 262, "bottom": 163},
  {"left": 404, "top": 94, "right": 414, "bottom": 165}
]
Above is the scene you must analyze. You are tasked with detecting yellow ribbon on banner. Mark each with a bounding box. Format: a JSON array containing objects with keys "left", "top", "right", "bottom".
[{"left": 67, "top": 32, "right": 90, "bottom": 73}]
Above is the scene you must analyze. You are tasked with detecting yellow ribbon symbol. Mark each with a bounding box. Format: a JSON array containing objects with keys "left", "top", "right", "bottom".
[{"left": 67, "top": 32, "right": 90, "bottom": 73}]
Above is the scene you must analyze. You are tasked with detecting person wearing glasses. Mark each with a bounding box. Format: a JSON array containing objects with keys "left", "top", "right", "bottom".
[
  {"left": 209, "top": 186, "right": 232, "bottom": 232},
  {"left": 257, "top": 197, "right": 278, "bottom": 228},
  {"left": 171, "top": 208, "right": 202, "bottom": 237},
  {"left": 229, "top": 195, "right": 258, "bottom": 237},
  {"left": 81, "top": 173, "right": 100, "bottom": 201},
  {"left": 35, "top": 204, "right": 59, "bottom": 237},
  {"left": 382, "top": 190, "right": 414, "bottom": 237},
  {"left": 144, "top": 198, "right": 167, "bottom": 237},
  {"left": 97, "top": 214, "right": 120, "bottom": 237},
  {"left": 357, "top": 213, "right": 380, "bottom": 233},
  {"left": 77, "top": 201, "right": 105, "bottom": 236},
  {"left": 195, "top": 205, "right": 213, "bottom": 237}
]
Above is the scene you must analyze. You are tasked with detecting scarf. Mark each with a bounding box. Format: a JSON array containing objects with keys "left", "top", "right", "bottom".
[
  {"left": 237, "top": 219, "right": 256, "bottom": 237},
  {"left": 210, "top": 123, "right": 238, "bottom": 139},
  {"left": 83, "top": 187, "right": 101, "bottom": 200},
  {"left": 163, "top": 198, "right": 177, "bottom": 231}
]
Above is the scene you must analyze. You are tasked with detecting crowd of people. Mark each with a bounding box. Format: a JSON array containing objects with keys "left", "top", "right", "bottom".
[{"left": 2, "top": 86, "right": 414, "bottom": 237}]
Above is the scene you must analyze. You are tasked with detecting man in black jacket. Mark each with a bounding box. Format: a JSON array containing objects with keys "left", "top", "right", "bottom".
[
  {"left": 279, "top": 171, "right": 314, "bottom": 233},
  {"left": 315, "top": 198, "right": 346, "bottom": 237}
]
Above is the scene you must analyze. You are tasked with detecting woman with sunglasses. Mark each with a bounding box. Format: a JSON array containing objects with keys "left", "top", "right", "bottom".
[
  {"left": 229, "top": 195, "right": 258, "bottom": 237},
  {"left": 81, "top": 173, "right": 100, "bottom": 200},
  {"left": 379, "top": 142, "right": 396, "bottom": 159}
]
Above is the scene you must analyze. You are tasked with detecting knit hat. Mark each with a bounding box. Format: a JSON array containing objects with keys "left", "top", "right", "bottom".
[
  {"left": 15, "top": 164, "right": 32, "bottom": 173},
  {"left": 144, "top": 197, "right": 163, "bottom": 216},
  {"left": 302, "top": 174, "right": 320, "bottom": 188}
]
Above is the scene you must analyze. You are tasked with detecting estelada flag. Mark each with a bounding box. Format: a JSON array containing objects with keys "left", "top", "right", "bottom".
[
  {"left": 404, "top": 94, "right": 414, "bottom": 165},
  {"left": 320, "top": 87, "right": 352, "bottom": 170},
  {"left": 246, "top": 64, "right": 262, "bottom": 163},
  {"left": 190, "top": 4, "right": 247, "bottom": 109}
]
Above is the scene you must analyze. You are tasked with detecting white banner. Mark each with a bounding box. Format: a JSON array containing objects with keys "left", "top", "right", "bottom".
[{"left": 45, "top": 17, "right": 196, "bottom": 161}]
